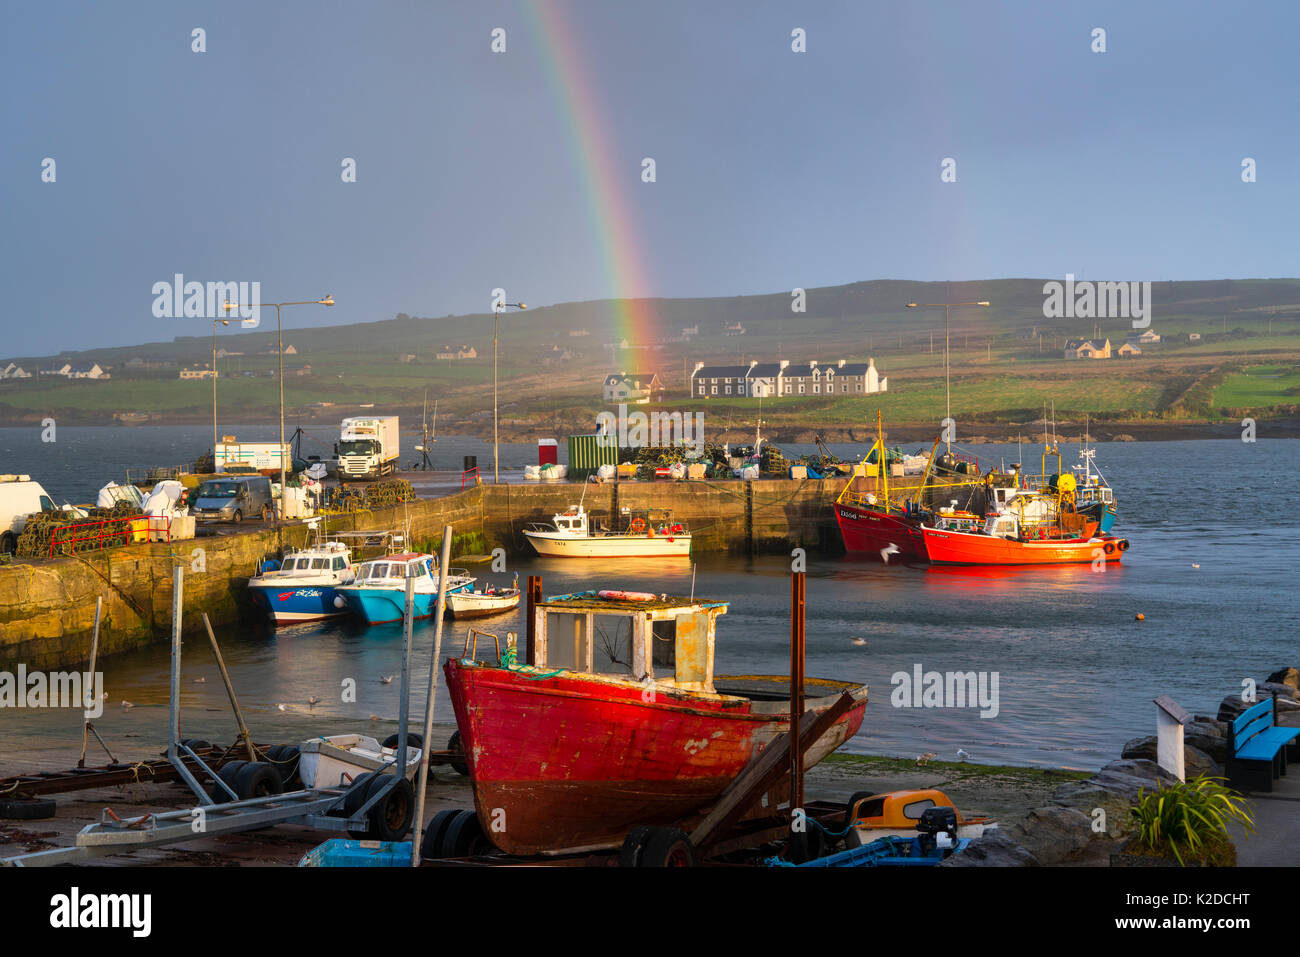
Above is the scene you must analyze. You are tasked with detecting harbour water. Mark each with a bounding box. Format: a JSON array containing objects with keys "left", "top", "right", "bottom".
[{"left": 1, "top": 429, "right": 1295, "bottom": 771}]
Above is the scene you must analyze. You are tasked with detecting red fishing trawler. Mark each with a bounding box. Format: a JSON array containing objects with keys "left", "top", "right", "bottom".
[
  {"left": 443, "top": 589, "right": 869, "bottom": 856},
  {"left": 921, "top": 511, "right": 1129, "bottom": 565}
]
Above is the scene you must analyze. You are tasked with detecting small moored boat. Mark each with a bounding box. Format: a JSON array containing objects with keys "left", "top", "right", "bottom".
[
  {"left": 247, "top": 541, "right": 355, "bottom": 625},
  {"left": 335, "top": 553, "right": 475, "bottom": 624},
  {"left": 446, "top": 580, "right": 522, "bottom": 619},
  {"left": 523, "top": 504, "right": 691, "bottom": 558}
]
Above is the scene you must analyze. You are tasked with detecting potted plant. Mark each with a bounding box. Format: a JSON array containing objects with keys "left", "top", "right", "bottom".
[{"left": 1113, "top": 775, "right": 1254, "bottom": 867}]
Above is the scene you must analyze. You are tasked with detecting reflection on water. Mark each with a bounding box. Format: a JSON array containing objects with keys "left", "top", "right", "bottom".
[{"left": 1, "top": 440, "right": 1296, "bottom": 771}]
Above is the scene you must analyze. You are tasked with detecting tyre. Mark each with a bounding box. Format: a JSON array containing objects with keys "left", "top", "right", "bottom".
[
  {"left": 441, "top": 808, "right": 491, "bottom": 858},
  {"left": 381, "top": 732, "right": 423, "bottom": 750},
  {"left": 420, "top": 809, "right": 462, "bottom": 860},
  {"left": 617, "top": 826, "right": 657, "bottom": 868},
  {"left": 180, "top": 738, "right": 211, "bottom": 753},
  {"left": 267, "top": 745, "right": 301, "bottom": 790},
  {"left": 787, "top": 826, "right": 825, "bottom": 865},
  {"left": 0, "top": 798, "right": 56, "bottom": 820},
  {"left": 260, "top": 505, "right": 272, "bottom": 522},
  {"left": 231, "top": 509, "right": 242, "bottom": 524},
  {"left": 1103, "top": 542, "right": 1115, "bottom": 555},
  {"left": 209, "top": 759, "right": 248, "bottom": 801},
  {"left": 342, "top": 771, "right": 380, "bottom": 818},
  {"left": 843, "top": 790, "right": 875, "bottom": 829},
  {"left": 356, "top": 775, "right": 413, "bottom": 841},
  {"left": 0, "top": 532, "right": 15, "bottom": 556},
  {"left": 233, "top": 762, "right": 283, "bottom": 800},
  {"left": 447, "top": 731, "right": 469, "bottom": 776},
  {"left": 639, "top": 827, "right": 695, "bottom": 867}
]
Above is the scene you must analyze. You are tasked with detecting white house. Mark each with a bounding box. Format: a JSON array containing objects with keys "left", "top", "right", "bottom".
[
  {"left": 0, "top": 362, "right": 31, "bottom": 379},
  {"left": 603, "top": 371, "right": 664, "bottom": 404}
]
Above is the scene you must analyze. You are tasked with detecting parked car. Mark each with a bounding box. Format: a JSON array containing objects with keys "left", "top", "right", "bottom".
[{"left": 191, "top": 476, "right": 274, "bottom": 523}]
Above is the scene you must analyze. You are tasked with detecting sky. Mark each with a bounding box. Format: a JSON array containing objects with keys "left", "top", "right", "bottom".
[{"left": 3, "top": 0, "right": 1299, "bottom": 355}]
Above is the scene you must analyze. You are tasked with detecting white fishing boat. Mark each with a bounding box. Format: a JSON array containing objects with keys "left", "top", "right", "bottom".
[
  {"left": 298, "top": 733, "right": 422, "bottom": 788},
  {"left": 247, "top": 540, "right": 355, "bottom": 624},
  {"left": 446, "top": 581, "right": 522, "bottom": 619},
  {"left": 523, "top": 504, "right": 692, "bottom": 558}
]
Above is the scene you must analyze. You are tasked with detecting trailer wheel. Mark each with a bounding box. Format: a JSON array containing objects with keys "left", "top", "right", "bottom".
[
  {"left": 447, "top": 731, "right": 469, "bottom": 776},
  {"left": 441, "top": 808, "right": 491, "bottom": 858},
  {"left": 341, "top": 771, "right": 380, "bottom": 818},
  {"left": 638, "top": 827, "right": 695, "bottom": 867},
  {"left": 380, "top": 732, "right": 423, "bottom": 751},
  {"left": 420, "top": 809, "right": 462, "bottom": 860},
  {"left": 0, "top": 798, "right": 56, "bottom": 820},
  {"left": 617, "top": 826, "right": 656, "bottom": 867},
  {"left": 0, "top": 532, "right": 15, "bottom": 556},
  {"left": 209, "top": 759, "right": 248, "bottom": 801},
  {"left": 233, "top": 762, "right": 283, "bottom": 800},
  {"left": 356, "top": 774, "right": 413, "bottom": 841},
  {"left": 266, "top": 745, "right": 301, "bottom": 790}
]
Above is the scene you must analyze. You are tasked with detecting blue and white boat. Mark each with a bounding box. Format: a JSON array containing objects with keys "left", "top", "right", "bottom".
[
  {"left": 247, "top": 541, "right": 355, "bottom": 625},
  {"left": 1072, "top": 444, "right": 1118, "bottom": 534},
  {"left": 334, "top": 552, "right": 476, "bottom": 625}
]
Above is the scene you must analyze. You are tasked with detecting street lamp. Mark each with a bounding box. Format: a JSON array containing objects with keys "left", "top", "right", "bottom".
[
  {"left": 224, "top": 295, "right": 334, "bottom": 522},
  {"left": 211, "top": 319, "right": 230, "bottom": 457},
  {"left": 905, "top": 299, "right": 990, "bottom": 452},
  {"left": 492, "top": 300, "right": 526, "bottom": 483}
]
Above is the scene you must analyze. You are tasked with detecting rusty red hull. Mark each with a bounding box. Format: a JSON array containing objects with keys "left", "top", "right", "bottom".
[
  {"left": 835, "top": 502, "right": 927, "bottom": 562},
  {"left": 444, "top": 658, "right": 867, "bottom": 855}
]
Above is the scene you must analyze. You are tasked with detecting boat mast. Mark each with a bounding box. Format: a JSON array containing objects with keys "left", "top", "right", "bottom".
[{"left": 877, "top": 409, "right": 889, "bottom": 510}]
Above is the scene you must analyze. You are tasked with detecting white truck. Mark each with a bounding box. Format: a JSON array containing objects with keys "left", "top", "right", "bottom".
[{"left": 336, "top": 416, "right": 399, "bottom": 480}]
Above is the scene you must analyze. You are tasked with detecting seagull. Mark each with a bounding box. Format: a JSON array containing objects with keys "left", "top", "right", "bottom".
[
  {"left": 121, "top": 700, "right": 134, "bottom": 710},
  {"left": 307, "top": 696, "right": 320, "bottom": 707},
  {"left": 1192, "top": 563, "right": 1200, "bottom": 569},
  {"left": 192, "top": 677, "right": 205, "bottom": 684},
  {"left": 957, "top": 748, "right": 970, "bottom": 763},
  {"left": 915, "top": 752, "right": 937, "bottom": 766},
  {"left": 368, "top": 713, "right": 379, "bottom": 721},
  {"left": 850, "top": 637, "right": 868, "bottom": 647},
  {"left": 880, "top": 543, "right": 901, "bottom": 564},
  {"left": 380, "top": 676, "right": 393, "bottom": 684},
  {"left": 276, "top": 703, "right": 287, "bottom": 712}
]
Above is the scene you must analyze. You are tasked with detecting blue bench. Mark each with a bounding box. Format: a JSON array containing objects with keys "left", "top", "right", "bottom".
[{"left": 1226, "top": 693, "right": 1300, "bottom": 792}]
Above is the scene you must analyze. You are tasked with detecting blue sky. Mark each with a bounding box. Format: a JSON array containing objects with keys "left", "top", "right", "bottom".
[{"left": 2, "top": 0, "right": 1297, "bottom": 354}]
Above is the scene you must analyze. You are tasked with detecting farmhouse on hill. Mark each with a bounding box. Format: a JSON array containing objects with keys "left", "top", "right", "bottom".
[
  {"left": 603, "top": 371, "right": 664, "bottom": 404},
  {"left": 1064, "top": 338, "right": 1111, "bottom": 359}
]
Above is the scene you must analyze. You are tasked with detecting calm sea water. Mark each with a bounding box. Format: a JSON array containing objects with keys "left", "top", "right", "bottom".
[{"left": 1, "top": 428, "right": 1296, "bottom": 771}]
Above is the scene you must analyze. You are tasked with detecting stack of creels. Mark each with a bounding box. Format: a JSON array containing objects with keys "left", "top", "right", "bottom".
[{"left": 16, "top": 502, "right": 141, "bottom": 558}]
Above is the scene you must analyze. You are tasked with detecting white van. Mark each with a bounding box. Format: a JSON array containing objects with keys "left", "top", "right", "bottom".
[{"left": 0, "top": 475, "right": 60, "bottom": 554}]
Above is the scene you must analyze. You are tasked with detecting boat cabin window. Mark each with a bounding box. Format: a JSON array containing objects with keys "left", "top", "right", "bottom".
[
  {"left": 651, "top": 619, "right": 676, "bottom": 668},
  {"left": 390, "top": 564, "right": 407, "bottom": 579},
  {"left": 593, "top": 615, "right": 634, "bottom": 674},
  {"left": 332, "top": 557, "right": 346, "bottom": 571},
  {"left": 310, "top": 558, "right": 328, "bottom": 570},
  {"left": 368, "top": 563, "right": 388, "bottom": 579},
  {"left": 902, "top": 798, "right": 938, "bottom": 820},
  {"left": 544, "top": 612, "right": 591, "bottom": 672}
]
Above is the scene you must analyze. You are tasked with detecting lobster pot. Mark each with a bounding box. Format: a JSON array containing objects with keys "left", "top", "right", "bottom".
[
  {"left": 538, "top": 439, "right": 559, "bottom": 466},
  {"left": 567, "top": 434, "right": 618, "bottom": 480}
]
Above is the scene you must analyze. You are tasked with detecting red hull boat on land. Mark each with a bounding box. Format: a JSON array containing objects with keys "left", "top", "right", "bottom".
[{"left": 443, "top": 591, "right": 868, "bottom": 856}]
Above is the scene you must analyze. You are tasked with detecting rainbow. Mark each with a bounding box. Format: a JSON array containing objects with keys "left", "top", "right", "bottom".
[{"left": 526, "top": 2, "right": 657, "bottom": 346}]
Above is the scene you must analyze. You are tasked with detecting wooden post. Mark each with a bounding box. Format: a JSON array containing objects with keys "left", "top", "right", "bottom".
[
  {"left": 790, "top": 571, "right": 806, "bottom": 814},
  {"left": 525, "top": 575, "right": 542, "bottom": 666},
  {"left": 1154, "top": 695, "right": 1191, "bottom": 782}
]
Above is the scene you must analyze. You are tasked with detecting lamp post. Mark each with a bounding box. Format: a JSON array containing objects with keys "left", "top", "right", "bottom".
[
  {"left": 224, "top": 296, "right": 334, "bottom": 522},
  {"left": 492, "top": 300, "right": 527, "bottom": 483},
  {"left": 905, "top": 299, "right": 989, "bottom": 453},
  {"left": 211, "top": 319, "right": 230, "bottom": 457}
]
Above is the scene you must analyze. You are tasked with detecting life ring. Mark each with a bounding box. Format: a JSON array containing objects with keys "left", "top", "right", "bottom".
[
  {"left": 629, "top": 517, "right": 646, "bottom": 533},
  {"left": 1103, "top": 541, "right": 1115, "bottom": 555}
]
